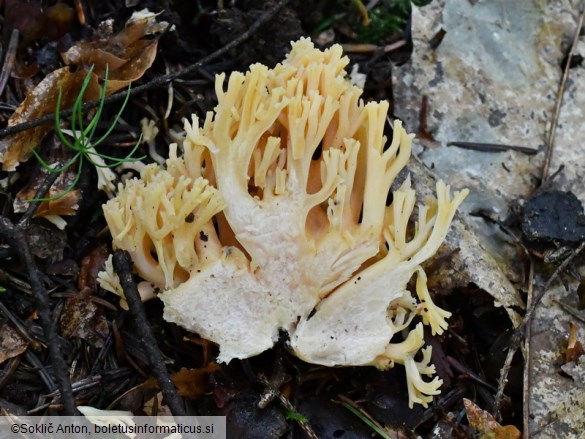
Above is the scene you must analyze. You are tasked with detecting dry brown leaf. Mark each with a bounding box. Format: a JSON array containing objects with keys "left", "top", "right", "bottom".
[
  {"left": 0, "top": 67, "right": 100, "bottom": 171},
  {"left": 107, "top": 378, "right": 159, "bottom": 413},
  {"left": 115, "top": 18, "right": 150, "bottom": 47},
  {"left": 464, "top": 398, "right": 521, "bottom": 439},
  {"left": 0, "top": 323, "right": 28, "bottom": 364},
  {"left": 170, "top": 364, "right": 221, "bottom": 400},
  {"left": 24, "top": 190, "right": 80, "bottom": 218},
  {"left": 60, "top": 16, "right": 160, "bottom": 94},
  {"left": 59, "top": 290, "right": 110, "bottom": 348},
  {"left": 105, "top": 40, "right": 158, "bottom": 93},
  {"left": 61, "top": 47, "right": 127, "bottom": 75},
  {"left": 60, "top": 38, "right": 158, "bottom": 93},
  {"left": 13, "top": 147, "right": 81, "bottom": 218},
  {"left": 78, "top": 243, "right": 110, "bottom": 292}
]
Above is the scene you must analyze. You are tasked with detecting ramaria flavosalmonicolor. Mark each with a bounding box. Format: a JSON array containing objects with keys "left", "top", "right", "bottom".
[{"left": 99, "top": 38, "right": 468, "bottom": 407}]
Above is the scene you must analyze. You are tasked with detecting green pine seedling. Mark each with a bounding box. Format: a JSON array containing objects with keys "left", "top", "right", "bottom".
[{"left": 31, "top": 65, "right": 145, "bottom": 202}]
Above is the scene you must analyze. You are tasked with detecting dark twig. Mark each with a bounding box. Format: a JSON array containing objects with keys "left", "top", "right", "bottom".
[
  {"left": 0, "top": 0, "right": 291, "bottom": 140},
  {"left": 446, "top": 356, "right": 498, "bottom": 392},
  {"left": 541, "top": 7, "right": 585, "bottom": 183},
  {"left": 493, "top": 240, "right": 585, "bottom": 419},
  {"left": 256, "top": 374, "right": 319, "bottom": 439},
  {"left": 0, "top": 171, "right": 76, "bottom": 414},
  {"left": 429, "top": 28, "right": 447, "bottom": 50},
  {"left": 18, "top": 171, "right": 60, "bottom": 227},
  {"left": 112, "top": 250, "right": 186, "bottom": 416},
  {"left": 0, "top": 222, "right": 77, "bottom": 414},
  {"left": 448, "top": 141, "right": 538, "bottom": 155},
  {"left": 0, "top": 301, "right": 41, "bottom": 346},
  {"left": 0, "top": 29, "right": 19, "bottom": 97},
  {"left": 24, "top": 349, "right": 56, "bottom": 392},
  {"left": 43, "top": 368, "right": 133, "bottom": 397}
]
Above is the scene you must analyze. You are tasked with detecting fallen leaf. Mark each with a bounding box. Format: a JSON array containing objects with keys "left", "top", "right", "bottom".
[
  {"left": 464, "top": 398, "right": 521, "bottom": 439},
  {"left": 13, "top": 139, "right": 81, "bottom": 218},
  {"left": 59, "top": 289, "right": 110, "bottom": 348},
  {"left": 60, "top": 12, "right": 163, "bottom": 94},
  {"left": 0, "top": 323, "right": 28, "bottom": 364},
  {"left": 104, "top": 40, "right": 158, "bottom": 94},
  {"left": 0, "top": 67, "right": 100, "bottom": 171},
  {"left": 78, "top": 243, "right": 110, "bottom": 292},
  {"left": 107, "top": 378, "right": 159, "bottom": 413},
  {"left": 170, "top": 364, "right": 221, "bottom": 400}
]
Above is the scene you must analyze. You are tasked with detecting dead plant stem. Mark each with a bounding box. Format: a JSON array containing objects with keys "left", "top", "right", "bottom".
[
  {"left": 541, "top": 5, "right": 585, "bottom": 183},
  {"left": 522, "top": 259, "right": 535, "bottom": 439}
]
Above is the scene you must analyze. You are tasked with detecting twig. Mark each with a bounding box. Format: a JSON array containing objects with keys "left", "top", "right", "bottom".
[
  {"left": 112, "top": 250, "right": 186, "bottom": 416},
  {"left": 0, "top": 175, "right": 77, "bottom": 416},
  {"left": 0, "top": 268, "right": 32, "bottom": 294},
  {"left": 256, "top": 374, "right": 319, "bottom": 439},
  {"left": 541, "top": 6, "right": 585, "bottom": 183},
  {"left": 446, "top": 356, "right": 498, "bottom": 392},
  {"left": 24, "top": 350, "right": 56, "bottom": 392},
  {"left": 0, "top": 0, "right": 291, "bottom": 140},
  {"left": 522, "top": 259, "right": 535, "bottom": 439},
  {"left": 341, "top": 40, "right": 407, "bottom": 54},
  {"left": 43, "top": 368, "right": 132, "bottom": 397},
  {"left": 0, "top": 301, "right": 41, "bottom": 346},
  {"left": 493, "top": 240, "right": 585, "bottom": 419},
  {"left": 0, "top": 29, "right": 19, "bottom": 97},
  {"left": 429, "top": 28, "right": 447, "bottom": 50},
  {"left": 523, "top": 241, "right": 585, "bottom": 340},
  {"left": 18, "top": 171, "right": 60, "bottom": 227},
  {"left": 0, "top": 223, "right": 77, "bottom": 414},
  {"left": 448, "top": 141, "right": 538, "bottom": 155},
  {"left": 0, "top": 171, "right": 77, "bottom": 414}
]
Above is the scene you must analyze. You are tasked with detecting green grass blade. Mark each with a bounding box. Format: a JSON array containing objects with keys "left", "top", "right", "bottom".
[
  {"left": 341, "top": 403, "right": 393, "bottom": 439},
  {"left": 31, "top": 150, "right": 81, "bottom": 174},
  {"left": 31, "top": 149, "right": 61, "bottom": 174},
  {"left": 30, "top": 159, "right": 83, "bottom": 202}
]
